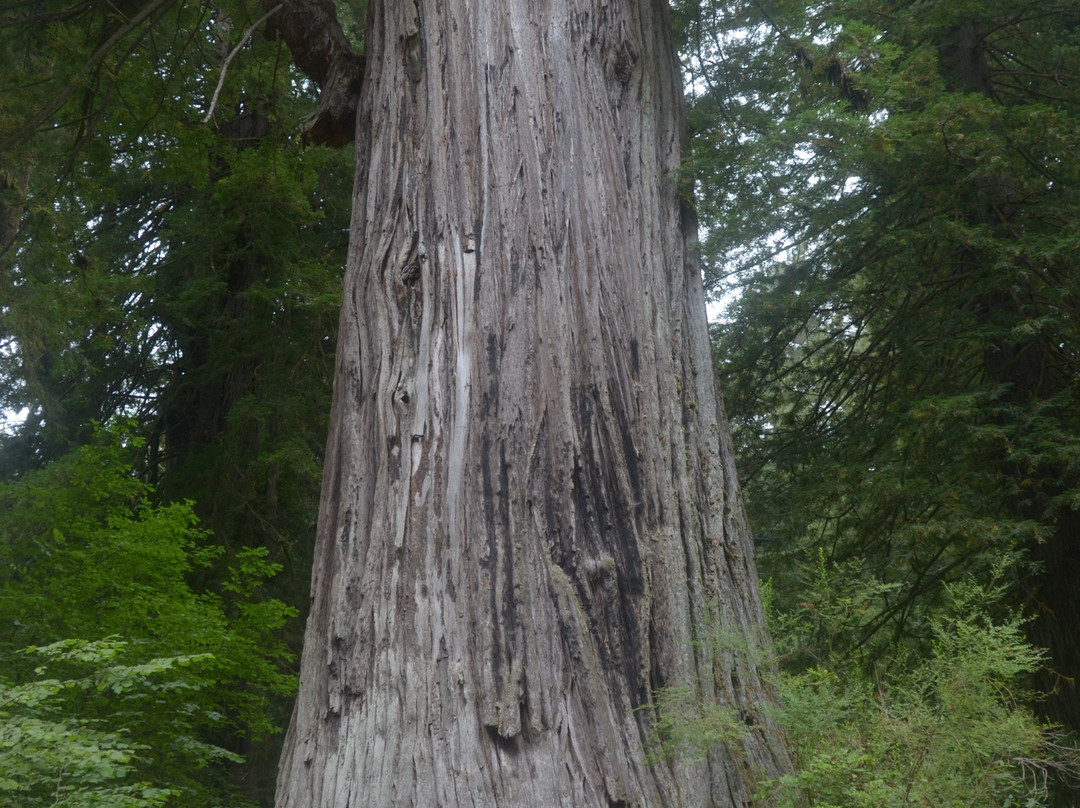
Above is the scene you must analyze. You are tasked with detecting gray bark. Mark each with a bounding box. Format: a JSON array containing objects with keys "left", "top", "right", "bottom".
[{"left": 276, "top": 0, "right": 791, "bottom": 805}]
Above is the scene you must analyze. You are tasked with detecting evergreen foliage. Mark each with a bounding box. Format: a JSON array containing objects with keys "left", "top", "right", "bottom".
[
  {"left": 1, "top": 3, "right": 352, "bottom": 796},
  {"left": 0, "top": 0, "right": 350, "bottom": 581},
  {"left": 692, "top": 0, "right": 1080, "bottom": 738},
  {"left": 675, "top": 0, "right": 1080, "bottom": 801},
  {"left": 761, "top": 565, "right": 1077, "bottom": 807},
  {"left": 641, "top": 561, "right": 1077, "bottom": 806}
]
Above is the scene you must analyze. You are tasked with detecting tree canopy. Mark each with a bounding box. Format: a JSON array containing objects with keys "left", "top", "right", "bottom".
[
  {"left": 1, "top": 0, "right": 353, "bottom": 800},
  {"left": 693, "top": 0, "right": 1080, "bottom": 799}
]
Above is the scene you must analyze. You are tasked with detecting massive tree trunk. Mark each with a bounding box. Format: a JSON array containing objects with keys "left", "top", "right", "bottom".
[{"left": 275, "top": 0, "right": 790, "bottom": 804}]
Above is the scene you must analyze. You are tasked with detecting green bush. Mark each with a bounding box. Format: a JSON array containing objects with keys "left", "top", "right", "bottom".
[
  {"left": 760, "top": 560, "right": 1078, "bottom": 807},
  {"left": 0, "top": 639, "right": 202, "bottom": 808},
  {"left": 0, "top": 426, "right": 298, "bottom": 806},
  {"left": 642, "top": 553, "right": 1078, "bottom": 806}
]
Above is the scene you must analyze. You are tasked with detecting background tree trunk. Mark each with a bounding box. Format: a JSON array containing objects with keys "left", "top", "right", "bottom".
[{"left": 276, "top": 0, "right": 790, "bottom": 804}]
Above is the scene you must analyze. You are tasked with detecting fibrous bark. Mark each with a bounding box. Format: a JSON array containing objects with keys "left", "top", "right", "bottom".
[{"left": 276, "top": 0, "right": 790, "bottom": 805}]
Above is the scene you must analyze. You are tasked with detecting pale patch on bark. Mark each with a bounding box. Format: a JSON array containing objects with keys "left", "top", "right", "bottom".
[{"left": 276, "top": 0, "right": 791, "bottom": 805}]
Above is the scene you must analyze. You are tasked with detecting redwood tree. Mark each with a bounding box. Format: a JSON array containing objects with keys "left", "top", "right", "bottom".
[{"left": 271, "top": 0, "right": 790, "bottom": 804}]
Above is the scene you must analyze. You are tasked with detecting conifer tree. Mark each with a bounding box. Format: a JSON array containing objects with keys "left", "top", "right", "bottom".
[
  {"left": 700, "top": 0, "right": 1080, "bottom": 741},
  {"left": 1, "top": 0, "right": 354, "bottom": 798}
]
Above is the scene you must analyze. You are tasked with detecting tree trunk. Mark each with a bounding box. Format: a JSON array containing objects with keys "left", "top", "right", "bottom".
[
  {"left": 940, "top": 20, "right": 1080, "bottom": 747},
  {"left": 276, "top": 0, "right": 791, "bottom": 805}
]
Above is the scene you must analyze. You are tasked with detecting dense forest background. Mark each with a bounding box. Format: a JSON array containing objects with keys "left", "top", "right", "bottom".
[{"left": 1, "top": 0, "right": 1078, "bottom": 805}]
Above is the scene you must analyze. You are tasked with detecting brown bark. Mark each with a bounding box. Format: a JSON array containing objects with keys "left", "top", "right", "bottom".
[
  {"left": 261, "top": 0, "right": 365, "bottom": 146},
  {"left": 0, "top": 165, "right": 28, "bottom": 259},
  {"left": 276, "top": 0, "right": 790, "bottom": 805}
]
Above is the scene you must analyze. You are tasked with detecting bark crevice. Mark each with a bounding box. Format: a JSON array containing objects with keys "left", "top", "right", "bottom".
[{"left": 276, "top": 0, "right": 791, "bottom": 805}]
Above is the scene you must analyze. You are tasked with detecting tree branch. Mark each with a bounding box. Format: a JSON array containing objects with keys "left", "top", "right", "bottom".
[
  {"left": 0, "top": 0, "right": 178, "bottom": 152},
  {"left": 202, "top": 4, "right": 283, "bottom": 124},
  {"left": 260, "top": 0, "right": 365, "bottom": 147}
]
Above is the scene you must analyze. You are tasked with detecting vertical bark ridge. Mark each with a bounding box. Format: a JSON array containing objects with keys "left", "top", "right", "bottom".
[{"left": 277, "top": 0, "right": 791, "bottom": 805}]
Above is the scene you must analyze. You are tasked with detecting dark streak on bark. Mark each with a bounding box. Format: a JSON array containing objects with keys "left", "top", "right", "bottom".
[{"left": 275, "top": 0, "right": 792, "bottom": 804}]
